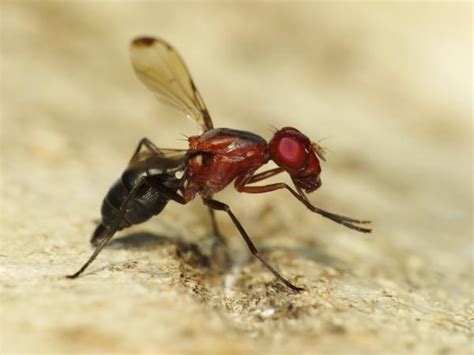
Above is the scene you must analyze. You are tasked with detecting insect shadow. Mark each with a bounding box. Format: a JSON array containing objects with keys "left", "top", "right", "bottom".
[
  {"left": 293, "top": 245, "right": 347, "bottom": 270},
  {"left": 109, "top": 231, "right": 214, "bottom": 270},
  {"left": 107, "top": 231, "right": 176, "bottom": 250}
]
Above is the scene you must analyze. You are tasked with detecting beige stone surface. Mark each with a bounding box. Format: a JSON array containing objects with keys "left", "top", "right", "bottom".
[{"left": 1, "top": 2, "right": 472, "bottom": 354}]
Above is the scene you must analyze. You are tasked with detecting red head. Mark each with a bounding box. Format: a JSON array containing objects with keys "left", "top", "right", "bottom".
[{"left": 268, "top": 127, "right": 326, "bottom": 193}]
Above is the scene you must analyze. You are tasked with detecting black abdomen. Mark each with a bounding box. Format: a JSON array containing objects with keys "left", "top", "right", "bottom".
[{"left": 91, "top": 167, "right": 182, "bottom": 246}]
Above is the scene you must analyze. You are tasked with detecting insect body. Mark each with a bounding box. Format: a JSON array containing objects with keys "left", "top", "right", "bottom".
[{"left": 67, "top": 37, "right": 372, "bottom": 291}]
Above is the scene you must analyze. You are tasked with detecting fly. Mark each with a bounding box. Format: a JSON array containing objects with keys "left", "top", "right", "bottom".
[{"left": 67, "top": 37, "right": 372, "bottom": 292}]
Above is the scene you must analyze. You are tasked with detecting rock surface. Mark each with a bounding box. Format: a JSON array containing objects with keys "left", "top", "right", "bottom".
[{"left": 1, "top": 2, "right": 472, "bottom": 354}]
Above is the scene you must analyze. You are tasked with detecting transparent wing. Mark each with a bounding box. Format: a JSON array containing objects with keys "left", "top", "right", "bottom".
[
  {"left": 129, "top": 147, "right": 188, "bottom": 173},
  {"left": 130, "top": 36, "right": 214, "bottom": 132}
]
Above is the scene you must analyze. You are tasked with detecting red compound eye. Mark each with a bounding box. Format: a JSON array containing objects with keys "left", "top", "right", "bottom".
[
  {"left": 269, "top": 127, "right": 312, "bottom": 172},
  {"left": 276, "top": 137, "right": 307, "bottom": 170}
]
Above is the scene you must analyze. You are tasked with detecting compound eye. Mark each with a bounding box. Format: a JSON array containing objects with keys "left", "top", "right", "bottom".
[{"left": 276, "top": 137, "right": 307, "bottom": 170}]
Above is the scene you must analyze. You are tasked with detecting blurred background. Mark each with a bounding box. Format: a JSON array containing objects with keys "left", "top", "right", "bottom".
[{"left": 1, "top": 1, "right": 472, "bottom": 354}]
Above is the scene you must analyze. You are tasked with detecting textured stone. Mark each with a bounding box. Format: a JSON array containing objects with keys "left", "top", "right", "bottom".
[{"left": 1, "top": 2, "right": 471, "bottom": 354}]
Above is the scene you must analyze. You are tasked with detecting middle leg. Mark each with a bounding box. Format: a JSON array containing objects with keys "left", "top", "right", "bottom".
[
  {"left": 208, "top": 206, "right": 226, "bottom": 245},
  {"left": 204, "top": 198, "right": 304, "bottom": 292},
  {"left": 207, "top": 206, "right": 232, "bottom": 269}
]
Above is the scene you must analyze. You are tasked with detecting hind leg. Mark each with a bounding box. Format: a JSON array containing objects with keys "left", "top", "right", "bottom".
[
  {"left": 68, "top": 174, "right": 190, "bottom": 279},
  {"left": 67, "top": 177, "right": 149, "bottom": 279}
]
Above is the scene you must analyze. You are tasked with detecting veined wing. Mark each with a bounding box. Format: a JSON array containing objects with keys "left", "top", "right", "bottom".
[
  {"left": 130, "top": 37, "right": 214, "bottom": 132},
  {"left": 129, "top": 147, "right": 188, "bottom": 173}
]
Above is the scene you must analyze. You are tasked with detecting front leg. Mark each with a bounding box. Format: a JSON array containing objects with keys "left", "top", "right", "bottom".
[{"left": 236, "top": 177, "right": 371, "bottom": 233}]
